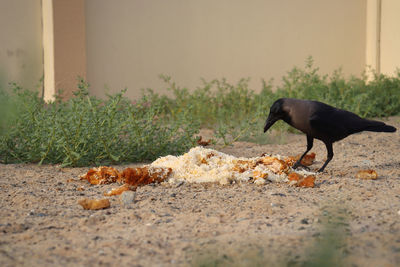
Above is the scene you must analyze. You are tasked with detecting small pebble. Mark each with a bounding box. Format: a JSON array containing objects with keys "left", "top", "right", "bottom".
[
  {"left": 270, "top": 203, "right": 283, "bottom": 208},
  {"left": 175, "top": 181, "right": 184, "bottom": 187},
  {"left": 27, "top": 209, "right": 35, "bottom": 216},
  {"left": 300, "top": 218, "right": 309, "bottom": 224},
  {"left": 119, "top": 191, "right": 136, "bottom": 208}
]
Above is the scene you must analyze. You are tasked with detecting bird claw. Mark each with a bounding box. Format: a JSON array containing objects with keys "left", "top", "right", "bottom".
[{"left": 292, "top": 162, "right": 310, "bottom": 171}]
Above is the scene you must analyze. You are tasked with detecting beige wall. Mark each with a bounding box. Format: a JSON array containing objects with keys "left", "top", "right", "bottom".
[
  {"left": 3, "top": 1, "right": 398, "bottom": 100},
  {"left": 53, "top": 0, "right": 86, "bottom": 99},
  {"left": 380, "top": 0, "right": 400, "bottom": 75},
  {"left": 0, "top": 0, "right": 43, "bottom": 92},
  {"left": 85, "top": 0, "right": 366, "bottom": 99}
]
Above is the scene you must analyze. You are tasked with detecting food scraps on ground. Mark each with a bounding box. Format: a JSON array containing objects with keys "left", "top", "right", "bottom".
[
  {"left": 288, "top": 172, "right": 316, "bottom": 188},
  {"left": 121, "top": 166, "right": 172, "bottom": 186},
  {"left": 104, "top": 184, "right": 132, "bottom": 196},
  {"left": 79, "top": 147, "right": 317, "bottom": 193},
  {"left": 197, "top": 136, "right": 212, "bottom": 146},
  {"left": 285, "top": 152, "right": 316, "bottom": 167},
  {"left": 80, "top": 166, "right": 172, "bottom": 196},
  {"left": 355, "top": 169, "right": 378, "bottom": 180},
  {"left": 260, "top": 156, "right": 289, "bottom": 174},
  {"left": 150, "top": 146, "right": 316, "bottom": 185},
  {"left": 80, "top": 166, "right": 120, "bottom": 185},
  {"left": 78, "top": 198, "right": 110, "bottom": 210}
]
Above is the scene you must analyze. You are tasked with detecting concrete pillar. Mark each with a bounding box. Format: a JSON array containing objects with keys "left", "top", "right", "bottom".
[
  {"left": 42, "top": 0, "right": 86, "bottom": 101},
  {"left": 365, "top": 0, "right": 381, "bottom": 75}
]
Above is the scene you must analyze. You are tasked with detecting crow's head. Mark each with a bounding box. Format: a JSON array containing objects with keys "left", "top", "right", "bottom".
[{"left": 264, "top": 98, "right": 287, "bottom": 133}]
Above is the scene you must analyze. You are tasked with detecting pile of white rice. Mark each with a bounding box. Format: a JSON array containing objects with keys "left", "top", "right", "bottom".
[{"left": 150, "top": 146, "right": 314, "bottom": 185}]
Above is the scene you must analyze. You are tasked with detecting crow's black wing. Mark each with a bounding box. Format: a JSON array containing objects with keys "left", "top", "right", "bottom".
[{"left": 309, "top": 105, "right": 365, "bottom": 142}]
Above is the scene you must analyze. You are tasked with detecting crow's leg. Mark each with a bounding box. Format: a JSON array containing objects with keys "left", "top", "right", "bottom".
[
  {"left": 293, "top": 135, "right": 313, "bottom": 170},
  {"left": 317, "top": 141, "right": 334, "bottom": 172}
]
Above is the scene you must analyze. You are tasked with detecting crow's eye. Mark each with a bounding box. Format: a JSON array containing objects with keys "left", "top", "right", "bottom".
[{"left": 270, "top": 105, "right": 281, "bottom": 114}]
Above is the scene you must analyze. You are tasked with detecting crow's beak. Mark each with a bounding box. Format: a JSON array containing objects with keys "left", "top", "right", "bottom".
[{"left": 263, "top": 115, "right": 278, "bottom": 133}]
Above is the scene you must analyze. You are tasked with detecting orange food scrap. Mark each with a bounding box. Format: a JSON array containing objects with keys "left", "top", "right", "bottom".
[
  {"left": 79, "top": 165, "right": 171, "bottom": 189},
  {"left": 200, "top": 152, "right": 216, "bottom": 164},
  {"left": 232, "top": 160, "right": 255, "bottom": 173},
  {"left": 76, "top": 186, "right": 85, "bottom": 191},
  {"left": 261, "top": 156, "right": 289, "bottom": 174},
  {"left": 253, "top": 170, "right": 268, "bottom": 179},
  {"left": 121, "top": 166, "right": 172, "bottom": 186},
  {"left": 355, "top": 169, "right": 378, "bottom": 180},
  {"left": 288, "top": 172, "right": 315, "bottom": 188},
  {"left": 232, "top": 165, "right": 246, "bottom": 173},
  {"left": 104, "top": 184, "right": 133, "bottom": 196},
  {"left": 288, "top": 172, "right": 302, "bottom": 182},
  {"left": 78, "top": 198, "right": 110, "bottom": 210},
  {"left": 80, "top": 166, "right": 120, "bottom": 185},
  {"left": 285, "top": 157, "right": 296, "bottom": 167},
  {"left": 301, "top": 152, "right": 316, "bottom": 166},
  {"left": 285, "top": 152, "right": 316, "bottom": 167},
  {"left": 297, "top": 175, "right": 316, "bottom": 188},
  {"left": 239, "top": 160, "right": 256, "bottom": 168},
  {"left": 197, "top": 136, "right": 212, "bottom": 146}
]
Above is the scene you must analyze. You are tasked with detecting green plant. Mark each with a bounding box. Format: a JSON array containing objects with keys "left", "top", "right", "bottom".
[
  {"left": 0, "top": 79, "right": 199, "bottom": 166},
  {"left": 157, "top": 75, "right": 277, "bottom": 146}
]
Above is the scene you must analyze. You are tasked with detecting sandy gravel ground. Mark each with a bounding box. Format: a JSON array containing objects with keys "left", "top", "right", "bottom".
[{"left": 0, "top": 118, "right": 399, "bottom": 267}]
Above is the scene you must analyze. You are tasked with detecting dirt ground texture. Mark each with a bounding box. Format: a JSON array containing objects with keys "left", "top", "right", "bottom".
[{"left": 1, "top": 117, "right": 399, "bottom": 267}]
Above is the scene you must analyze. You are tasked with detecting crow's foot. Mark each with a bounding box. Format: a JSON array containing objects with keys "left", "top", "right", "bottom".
[{"left": 292, "top": 161, "right": 310, "bottom": 171}]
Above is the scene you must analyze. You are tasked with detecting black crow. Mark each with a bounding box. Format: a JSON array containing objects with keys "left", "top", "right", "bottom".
[{"left": 263, "top": 98, "right": 397, "bottom": 172}]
